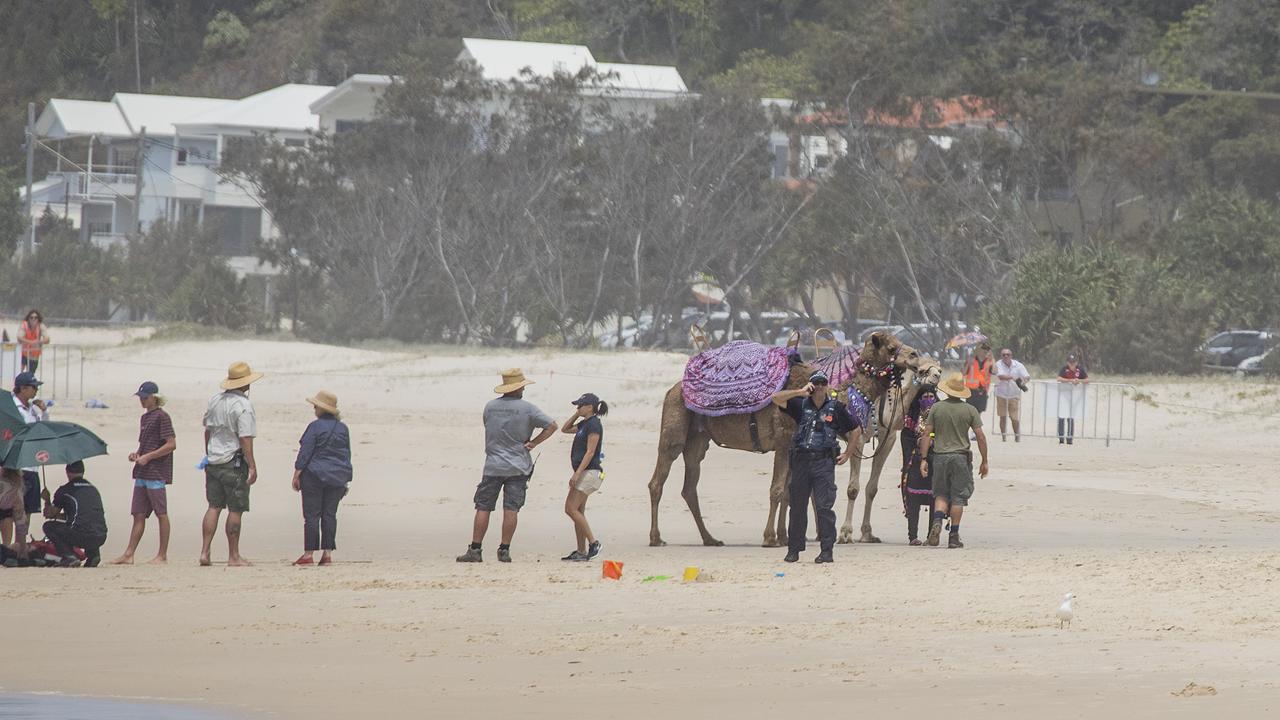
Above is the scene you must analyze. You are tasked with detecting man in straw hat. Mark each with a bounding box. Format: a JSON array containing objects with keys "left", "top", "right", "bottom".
[
  {"left": 919, "top": 373, "right": 989, "bottom": 549},
  {"left": 111, "top": 381, "right": 176, "bottom": 565},
  {"left": 199, "top": 362, "right": 262, "bottom": 566},
  {"left": 457, "top": 368, "right": 558, "bottom": 563}
]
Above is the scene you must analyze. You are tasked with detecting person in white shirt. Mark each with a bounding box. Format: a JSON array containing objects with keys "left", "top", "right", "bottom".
[{"left": 993, "top": 349, "right": 1030, "bottom": 442}]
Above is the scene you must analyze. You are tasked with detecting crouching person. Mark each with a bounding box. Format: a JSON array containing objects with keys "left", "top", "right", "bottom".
[
  {"left": 42, "top": 461, "right": 108, "bottom": 567},
  {"left": 0, "top": 468, "right": 29, "bottom": 566}
]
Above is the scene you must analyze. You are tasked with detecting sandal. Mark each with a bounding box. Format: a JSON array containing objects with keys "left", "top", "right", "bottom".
[
  {"left": 292, "top": 555, "right": 314, "bottom": 566},
  {"left": 318, "top": 556, "right": 332, "bottom": 566}
]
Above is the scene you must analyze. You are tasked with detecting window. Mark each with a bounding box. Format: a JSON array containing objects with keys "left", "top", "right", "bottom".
[
  {"left": 772, "top": 145, "right": 789, "bottom": 179},
  {"left": 334, "top": 119, "right": 366, "bottom": 133},
  {"left": 203, "top": 205, "right": 262, "bottom": 256}
]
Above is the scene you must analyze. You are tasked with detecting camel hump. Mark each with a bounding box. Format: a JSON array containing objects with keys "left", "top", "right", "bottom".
[{"left": 690, "top": 323, "right": 710, "bottom": 352}]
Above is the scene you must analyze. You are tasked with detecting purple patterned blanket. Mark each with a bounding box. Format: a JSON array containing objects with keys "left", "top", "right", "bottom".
[
  {"left": 683, "top": 340, "right": 796, "bottom": 417},
  {"left": 810, "top": 346, "right": 862, "bottom": 391}
]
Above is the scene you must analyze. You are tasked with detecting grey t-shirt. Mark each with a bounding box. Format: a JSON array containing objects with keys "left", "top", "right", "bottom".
[{"left": 482, "top": 396, "right": 554, "bottom": 477}]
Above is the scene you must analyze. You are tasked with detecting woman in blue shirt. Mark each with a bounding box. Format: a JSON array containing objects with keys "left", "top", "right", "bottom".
[
  {"left": 291, "top": 391, "right": 352, "bottom": 566},
  {"left": 559, "top": 393, "right": 608, "bottom": 562}
]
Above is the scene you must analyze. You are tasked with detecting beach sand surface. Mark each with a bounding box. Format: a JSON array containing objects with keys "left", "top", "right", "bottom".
[{"left": 5, "top": 335, "right": 1279, "bottom": 718}]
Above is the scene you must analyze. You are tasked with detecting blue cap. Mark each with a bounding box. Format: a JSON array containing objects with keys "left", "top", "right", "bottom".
[
  {"left": 809, "top": 371, "right": 830, "bottom": 384},
  {"left": 571, "top": 392, "right": 601, "bottom": 406},
  {"left": 135, "top": 381, "right": 160, "bottom": 398},
  {"left": 13, "top": 372, "right": 42, "bottom": 389}
]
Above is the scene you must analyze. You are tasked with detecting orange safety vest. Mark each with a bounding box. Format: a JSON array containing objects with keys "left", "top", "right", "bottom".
[
  {"left": 20, "top": 322, "right": 42, "bottom": 359},
  {"left": 965, "top": 356, "right": 991, "bottom": 391}
]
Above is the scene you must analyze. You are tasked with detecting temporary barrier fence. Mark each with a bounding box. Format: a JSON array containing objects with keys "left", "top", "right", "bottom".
[
  {"left": 983, "top": 380, "right": 1138, "bottom": 446},
  {"left": 0, "top": 343, "right": 86, "bottom": 401}
]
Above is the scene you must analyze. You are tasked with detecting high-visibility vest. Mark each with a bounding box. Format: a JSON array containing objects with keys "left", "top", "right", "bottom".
[
  {"left": 965, "top": 356, "right": 991, "bottom": 390},
  {"left": 20, "top": 322, "right": 42, "bottom": 359}
]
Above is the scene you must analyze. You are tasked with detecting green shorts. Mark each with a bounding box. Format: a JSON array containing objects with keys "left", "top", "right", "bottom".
[
  {"left": 930, "top": 452, "right": 974, "bottom": 507},
  {"left": 206, "top": 460, "right": 251, "bottom": 513}
]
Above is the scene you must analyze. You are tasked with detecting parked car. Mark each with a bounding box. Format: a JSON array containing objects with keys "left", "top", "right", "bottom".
[
  {"left": 1236, "top": 347, "right": 1274, "bottom": 377},
  {"left": 1200, "top": 330, "right": 1274, "bottom": 372}
]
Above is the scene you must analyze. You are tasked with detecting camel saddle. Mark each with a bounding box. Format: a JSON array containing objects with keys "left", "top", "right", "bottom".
[{"left": 682, "top": 340, "right": 797, "bottom": 417}]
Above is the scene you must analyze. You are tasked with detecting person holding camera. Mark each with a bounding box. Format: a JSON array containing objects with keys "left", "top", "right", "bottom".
[
  {"left": 993, "top": 348, "right": 1030, "bottom": 442},
  {"left": 199, "top": 362, "right": 261, "bottom": 567}
]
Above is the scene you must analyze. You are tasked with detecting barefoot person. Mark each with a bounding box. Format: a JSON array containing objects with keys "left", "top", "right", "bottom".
[
  {"left": 559, "top": 393, "right": 607, "bottom": 562},
  {"left": 920, "top": 373, "right": 989, "bottom": 549},
  {"left": 456, "top": 369, "right": 558, "bottom": 564},
  {"left": 199, "top": 362, "right": 261, "bottom": 567},
  {"left": 772, "top": 370, "right": 860, "bottom": 564},
  {"left": 112, "top": 382, "right": 176, "bottom": 565},
  {"left": 291, "top": 391, "right": 352, "bottom": 566}
]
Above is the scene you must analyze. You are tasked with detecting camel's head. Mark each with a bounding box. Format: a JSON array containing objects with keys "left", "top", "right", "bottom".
[
  {"left": 861, "top": 331, "right": 923, "bottom": 374},
  {"left": 914, "top": 358, "right": 943, "bottom": 387}
]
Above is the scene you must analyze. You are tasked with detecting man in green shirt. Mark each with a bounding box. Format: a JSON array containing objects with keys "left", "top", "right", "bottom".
[{"left": 919, "top": 373, "right": 989, "bottom": 548}]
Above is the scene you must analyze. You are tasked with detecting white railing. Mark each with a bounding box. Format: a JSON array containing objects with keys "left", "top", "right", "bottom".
[
  {"left": 90, "top": 232, "right": 129, "bottom": 249},
  {"left": 53, "top": 169, "right": 138, "bottom": 198},
  {"left": 983, "top": 380, "right": 1138, "bottom": 446},
  {"left": 0, "top": 343, "right": 86, "bottom": 401}
]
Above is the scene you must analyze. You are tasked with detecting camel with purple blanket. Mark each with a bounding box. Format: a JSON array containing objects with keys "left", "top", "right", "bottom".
[{"left": 647, "top": 331, "right": 922, "bottom": 548}]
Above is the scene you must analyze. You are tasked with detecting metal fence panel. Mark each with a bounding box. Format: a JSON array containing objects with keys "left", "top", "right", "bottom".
[
  {"left": 982, "top": 380, "right": 1138, "bottom": 445},
  {"left": 0, "top": 343, "right": 86, "bottom": 401}
]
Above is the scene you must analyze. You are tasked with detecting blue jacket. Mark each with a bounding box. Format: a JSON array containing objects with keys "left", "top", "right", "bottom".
[{"left": 294, "top": 415, "right": 353, "bottom": 488}]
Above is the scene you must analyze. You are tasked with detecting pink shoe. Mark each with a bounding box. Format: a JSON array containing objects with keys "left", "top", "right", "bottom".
[{"left": 292, "top": 555, "right": 314, "bottom": 566}]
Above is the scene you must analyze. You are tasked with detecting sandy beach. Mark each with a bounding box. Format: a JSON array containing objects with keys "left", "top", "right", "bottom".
[{"left": 5, "top": 333, "right": 1279, "bottom": 718}]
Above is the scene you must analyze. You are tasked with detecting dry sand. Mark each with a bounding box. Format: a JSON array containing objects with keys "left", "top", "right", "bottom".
[{"left": 4, "top": 334, "right": 1279, "bottom": 718}]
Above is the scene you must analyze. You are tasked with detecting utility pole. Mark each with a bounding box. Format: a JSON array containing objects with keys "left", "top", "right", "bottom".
[
  {"left": 24, "top": 102, "right": 35, "bottom": 257},
  {"left": 133, "top": 0, "right": 142, "bottom": 92},
  {"left": 133, "top": 126, "right": 146, "bottom": 236}
]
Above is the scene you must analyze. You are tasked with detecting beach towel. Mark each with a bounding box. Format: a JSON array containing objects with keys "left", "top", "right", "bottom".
[{"left": 682, "top": 341, "right": 795, "bottom": 417}]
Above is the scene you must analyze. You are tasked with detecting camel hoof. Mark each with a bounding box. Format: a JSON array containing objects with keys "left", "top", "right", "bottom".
[
  {"left": 703, "top": 538, "right": 725, "bottom": 547},
  {"left": 858, "top": 535, "right": 882, "bottom": 544},
  {"left": 762, "top": 539, "right": 782, "bottom": 548},
  {"left": 649, "top": 539, "right": 667, "bottom": 547},
  {"left": 837, "top": 529, "right": 854, "bottom": 544}
]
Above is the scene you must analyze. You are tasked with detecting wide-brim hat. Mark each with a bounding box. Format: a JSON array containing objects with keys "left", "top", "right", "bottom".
[
  {"left": 307, "top": 390, "right": 340, "bottom": 418},
  {"left": 221, "top": 361, "right": 264, "bottom": 390},
  {"left": 940, "top": 372, "right": 971, "bottom": 399},
  {"left": 494, "top": 368, "right": 534, "bottom": 394}
]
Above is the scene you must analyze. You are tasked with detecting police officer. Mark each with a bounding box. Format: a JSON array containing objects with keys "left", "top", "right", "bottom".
[{"left": 772, "top": 371, "right": 860, "bottom": 564}]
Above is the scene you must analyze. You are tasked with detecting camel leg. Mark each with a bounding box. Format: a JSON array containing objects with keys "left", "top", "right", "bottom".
[
  {"left": 837, "top": 440, "right": 866, "bottom": 544},
  {"left": 679, "top": 431, "right": 723, "bottom": 547},
  {"left": 648, "top": 404, "right": 691, "bottom": 547},
  {"left": 763, "top": 450, "right": 789, "bottom": 547},
  {"left": 858, "top": 433, "right": 898, "bottom": 543}
]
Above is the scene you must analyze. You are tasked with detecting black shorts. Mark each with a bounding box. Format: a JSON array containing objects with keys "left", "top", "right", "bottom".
[{"left": 966, "top": 391, "right": 988, "bottom": 414}]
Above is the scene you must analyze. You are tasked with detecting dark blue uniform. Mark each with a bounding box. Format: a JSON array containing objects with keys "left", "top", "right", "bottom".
[{"left": 784, "top": 395, "right": 856, "bottom": 554}]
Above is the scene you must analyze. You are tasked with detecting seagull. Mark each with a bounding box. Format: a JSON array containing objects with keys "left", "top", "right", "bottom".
[{"left": 1057, "top": 593, "right": 1075, "bottom": 629}]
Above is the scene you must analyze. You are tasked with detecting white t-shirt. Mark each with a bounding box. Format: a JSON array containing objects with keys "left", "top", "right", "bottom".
[
  {"left": 992, "top": 359, "right": 1030, "bottom": 399},
  {"left": 203, "top": 391, "right": 257, "bottom": 465},
  {"left": 13, "top": 394, "right": 41, "bottom": 472}
]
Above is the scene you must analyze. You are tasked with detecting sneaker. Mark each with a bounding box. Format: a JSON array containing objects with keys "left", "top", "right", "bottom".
[
  {"left": 84, "top": 550, "right": 101, "bottom": 568},
  {"left": 783, "top": 551, "right": 800, "bottom": 563},
  {"left": 948, "top": 533, "right": 964, "bottom": 549},
  {"left": 586, "top": 541, "right": 602, "bottom": 560},
  {"left": 814, "top": 550, "right": 834, "bottom": 564},
  {"left": 497, "top": 547, "right": 512, "bottom": 563},
  {"left": 926, "top": 519, "right": 943, "bottom": 547},
  {"left": 1015, "top": 435, "right": 1021, "bottom": 443},
  {"left": 1001, "top": 434, "right": 1007, "bottom": 442},
  {"left": 561, "top": 550, "right": 587, "bottom": 561},
  {"left": 909, "top": 538, "right": 922, "bottom": 546},
  {"left": 57, "top": 555, "right": 81, "bottom": 568},
  {"left": 455, "top": 547, "right": 483, "bottom": 563}
]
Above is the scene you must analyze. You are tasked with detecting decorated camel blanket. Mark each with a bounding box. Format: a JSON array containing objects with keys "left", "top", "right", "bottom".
[
  {"left": 682, "top": 340, "right": 795, "bottom": 417},
  {"left": 809, "top": 345, "right": 861, "bottom": 391}
]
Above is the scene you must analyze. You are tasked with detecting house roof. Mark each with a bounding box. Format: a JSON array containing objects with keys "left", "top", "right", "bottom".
[
  {"left": 174, "top": 83, "right": 333, "bottom": 135},
  {"left": 460, "top": 38, "right": 595, "bottom": 82},
  {"left": 113, "top": 93, "right": 234, "bottom": 136},
  {"left": 34, "top": 99, "right": 133, "bottom": 139},
  {"left": 458, "top": 38, "right": 688, "bottom": 97},
  {"left": 309, "top": 74, "right": 394, "bottom": 114}
]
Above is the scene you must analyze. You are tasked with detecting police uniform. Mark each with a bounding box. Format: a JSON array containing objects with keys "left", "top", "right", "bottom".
[{"left": 784, "top": 393, "right": 856, "bottom": 556}]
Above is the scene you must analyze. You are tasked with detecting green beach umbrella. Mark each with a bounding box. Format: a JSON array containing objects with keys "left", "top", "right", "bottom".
[
  {"left": 2, "top": 420, "right": 109, "bottom": 470},
  {"left": 0, "top": 390, "right": 31, "bottom": 460}
]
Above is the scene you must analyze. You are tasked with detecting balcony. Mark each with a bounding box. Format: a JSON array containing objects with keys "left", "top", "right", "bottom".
[
  {"left": 90, "top": 232, "right": 129, "bottom": 250},
  {"left": 54, "top": 167, "right": 137, "bottom": 200}
]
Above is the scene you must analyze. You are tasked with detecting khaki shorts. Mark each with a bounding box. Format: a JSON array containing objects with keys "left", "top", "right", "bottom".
[
  {"left": 930, "top": 452, "right": 974, "bottom": 507},
  {"left": 996, "top": 395, "right": 1021, "bottom": 418},
  {"left": 206, "top": 461, "right": 251, "bottom": 513},
  {"left": 574, "top": 469, "right": 604, "bottom": 495}
]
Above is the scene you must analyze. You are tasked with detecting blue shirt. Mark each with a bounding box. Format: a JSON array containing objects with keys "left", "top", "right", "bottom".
[
  {"left": 294, "top": 415, "right": 353, "bottom": 487},
  {"left": 570, "top": 416, "right": 603, "bottom": 471}
]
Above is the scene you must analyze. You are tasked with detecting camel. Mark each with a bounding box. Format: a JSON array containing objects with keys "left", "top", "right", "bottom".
[
  {"left": 647, "top": 331, "right": 923, "bottom": 548},
  {"left": 837, "top": 358, "right": 942, "bottom": 544}
]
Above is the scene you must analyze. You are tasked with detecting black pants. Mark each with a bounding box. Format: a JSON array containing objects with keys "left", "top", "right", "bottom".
[
  {"left": 788, "top": 450, "right": 837, "bottom": 554},
  {"left": 966, "top": 389, "right": 988, "bottom": 414},
  {"left": 43, "top": 520, "right": 105, "bottom": 560},
  {"left": 1057, "top": 418, "right": 1075, "bottom": 444},
  {"left": 22, "top": 470, "right": 41, "bottom": 514},
  {"left": 301, "top": 476, "right": 346, "bottom": 551},
  {"left": 904, "top": 496, "right": 932, "bottom": 540}
]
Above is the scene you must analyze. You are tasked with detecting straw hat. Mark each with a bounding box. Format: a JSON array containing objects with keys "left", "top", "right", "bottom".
[
  {"left": 307, "top": 390, "right": 340, "bottom": 418},
  {"left": 940, "top": 372, "right": 971, "bottom": 399},
  {"left": 494, "top": 368, "right": 534, "bottom": 394},
  {"left": 221, "top": 361, "right": 264, "bottom": 390}
]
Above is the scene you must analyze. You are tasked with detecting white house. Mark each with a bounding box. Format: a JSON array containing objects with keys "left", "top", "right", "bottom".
[
  {"left": 25, "top": 82, "right": 333, "bottom": 275},
  {"left": 310, "top": 38, "right": 691, "bottom": 132}
]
